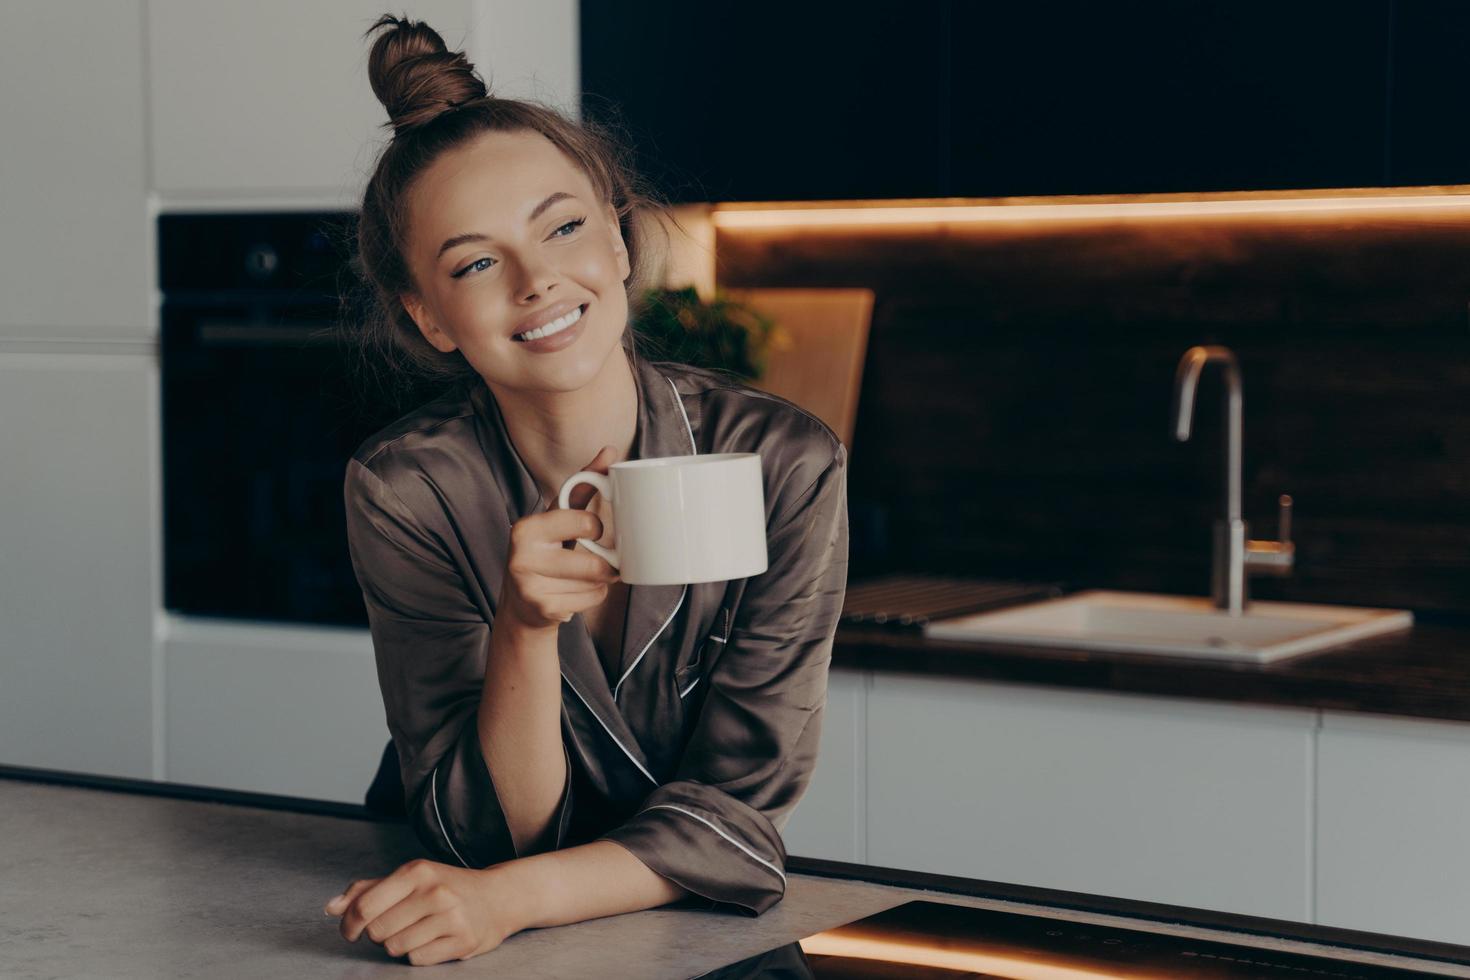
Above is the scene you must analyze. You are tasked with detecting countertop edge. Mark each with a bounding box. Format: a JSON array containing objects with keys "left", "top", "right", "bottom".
[
  {"left": 6, "top": 764, "right": 1468, "bottom": 970},
  {"left": 833, "top": 621, "right": 1470, "bottom": 724}
]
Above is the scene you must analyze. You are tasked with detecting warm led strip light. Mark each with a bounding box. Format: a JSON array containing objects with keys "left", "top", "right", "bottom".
[
  {"left": 799, "top": 932, "right": 1171, "bottom": 979},
  {"left": 712, "top": 192, "right": 1470, "bottom": 228}
]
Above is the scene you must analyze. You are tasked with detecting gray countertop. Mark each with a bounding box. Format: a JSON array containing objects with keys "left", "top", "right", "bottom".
[{"left": 5, "top": 777, "right": 1468, "bottom": 979}]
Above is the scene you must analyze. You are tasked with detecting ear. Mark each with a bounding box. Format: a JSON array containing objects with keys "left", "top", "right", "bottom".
[
  {"left": 399, "top": 292, "right": 458, "bottom": 354},
  {"left": 606, "top": 203, "right": 631, "bottom": 283}
]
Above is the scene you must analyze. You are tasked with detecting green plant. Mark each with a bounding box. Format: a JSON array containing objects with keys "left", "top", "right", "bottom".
[{"left": 631, "top": 286, "right": 790, "bottom": 380}]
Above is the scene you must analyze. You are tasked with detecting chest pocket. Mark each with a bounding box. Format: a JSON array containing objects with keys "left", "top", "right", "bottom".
[{"left": 676, "top": 605, "right": 731, "bottom": 699}]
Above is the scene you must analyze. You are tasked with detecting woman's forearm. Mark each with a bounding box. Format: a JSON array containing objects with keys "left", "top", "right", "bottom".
[
  {"left": 478, "top": 618, "right": 566, "bottom": 856},
  {"left": 496, "top": 839, "right": 691, "bottom": 930}
]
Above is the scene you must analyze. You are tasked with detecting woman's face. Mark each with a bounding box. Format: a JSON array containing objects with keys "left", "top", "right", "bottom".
[{"left": 398, "top": 129, "right": 632, "bottom": 393}]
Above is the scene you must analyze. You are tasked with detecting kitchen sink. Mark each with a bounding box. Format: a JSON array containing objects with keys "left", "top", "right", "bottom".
[{"left": 921, "top": 590, "right": 1414, "bottom": 663}]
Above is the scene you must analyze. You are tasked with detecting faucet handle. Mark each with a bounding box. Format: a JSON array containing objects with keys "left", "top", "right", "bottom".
[{"left": 1245, "top": 492, "right": 1295, "bottom": 576}]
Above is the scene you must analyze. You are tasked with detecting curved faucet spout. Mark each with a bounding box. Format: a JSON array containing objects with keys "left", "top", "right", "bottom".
[{"left": 1171, "top": 345, "right": 1242, "bottom": 524}]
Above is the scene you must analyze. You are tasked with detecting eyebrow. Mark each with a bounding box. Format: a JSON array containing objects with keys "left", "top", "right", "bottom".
[{"left": 435, "top": 191, "right": 577, "bottom": 259}]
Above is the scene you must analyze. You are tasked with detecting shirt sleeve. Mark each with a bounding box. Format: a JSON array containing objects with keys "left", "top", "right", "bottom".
[
  {"left": 595, "top": 439, "right": 850, "bottom": 915},
  {"left": 343, "top": 457, "right": 574, "bottom": 868}
]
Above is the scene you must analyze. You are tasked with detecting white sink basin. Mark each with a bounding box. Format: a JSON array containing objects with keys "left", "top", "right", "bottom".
[{"left": 921, "top": 590, "right": 1414, "bottom": 664}]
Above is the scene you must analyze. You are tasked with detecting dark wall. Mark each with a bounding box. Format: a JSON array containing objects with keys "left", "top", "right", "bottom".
[{"left": 718, "top": 208, "right": 1470, "bottom": 616}]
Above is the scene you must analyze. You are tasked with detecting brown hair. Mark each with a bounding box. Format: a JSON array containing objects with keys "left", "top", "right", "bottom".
[{"left": 336, "top": 12, "right": 673, "bottom": 416}]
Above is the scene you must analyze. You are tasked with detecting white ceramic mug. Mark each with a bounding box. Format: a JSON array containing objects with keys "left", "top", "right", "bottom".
[{"left": 556, "top": 452, "right": 768, "bottom": 585}]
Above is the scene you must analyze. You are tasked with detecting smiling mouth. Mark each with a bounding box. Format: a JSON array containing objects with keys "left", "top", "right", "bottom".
[{"left": 512, "top": 303, "right": 588, "bottom": 343}]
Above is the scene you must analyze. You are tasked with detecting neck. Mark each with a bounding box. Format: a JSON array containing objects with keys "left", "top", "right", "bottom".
[{"left": 486, "top": 344, "right": 640, "bottom": 506}]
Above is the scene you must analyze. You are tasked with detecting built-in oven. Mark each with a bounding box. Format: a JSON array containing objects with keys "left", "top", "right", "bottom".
[{"left": 159, "top": 211, "right": 424, "bottom": 628}]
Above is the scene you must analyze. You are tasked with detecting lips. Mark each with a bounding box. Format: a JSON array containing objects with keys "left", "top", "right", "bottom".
[{"left": 510, "top": 301, "right": 586, "bottom": 340}]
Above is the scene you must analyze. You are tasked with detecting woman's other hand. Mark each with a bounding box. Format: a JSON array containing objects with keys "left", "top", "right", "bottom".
[
  {"left": 324, "top": 858, "right": 518, "bottom": 965},
  {"left": 498, "top": 445, "right": 621, "bottom": 632}
]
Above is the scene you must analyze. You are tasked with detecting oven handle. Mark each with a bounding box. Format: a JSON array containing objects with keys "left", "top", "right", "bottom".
[{"left": 195, "top": 320, "right": 342, "bottom": 348}]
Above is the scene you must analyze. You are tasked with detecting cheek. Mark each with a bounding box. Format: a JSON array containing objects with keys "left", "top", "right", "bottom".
[{"left": 567, "top": 238, "right": 626, "bottom": 286}]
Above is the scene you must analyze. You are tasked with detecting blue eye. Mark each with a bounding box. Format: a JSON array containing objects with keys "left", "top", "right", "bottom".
[
  {"left": 453, "top": 257, "right": 494, "bottom": 278},
  {"left": 452, "top": 217, "right": 586, "bottom": 279}
]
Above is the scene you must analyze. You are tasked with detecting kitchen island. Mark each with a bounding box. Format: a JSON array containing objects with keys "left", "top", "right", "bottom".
[
  {"left": 4, "top": 771, "right": 1469, "bottom": 979},
  {"left": 793, "top": 615, "right": 1470, "bottom": 945}
]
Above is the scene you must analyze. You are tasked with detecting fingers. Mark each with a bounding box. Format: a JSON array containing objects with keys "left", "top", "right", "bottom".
[
  {"left": 540, "top": 549, "right": 621, "bottom": 586},
  {"left": 324, "top": 877, "right": 376, "bottom": 917},
  {"left": 531, "top": 583, "right": 614, "bottom": 606},
  {"left": 368, "top": 893, "right": 442, "bottom": 953},
  {"left": 511, "top": 530, "right": 620, "bottom": 585},
  {"left": 518, "top": 507, "right": 606, "bottom": 548},
  {"left": 516, "top": 549, "right": 619, "bottom": 585},
  {"left": 403, "top": 934, "right": 471, "bottom": 966},
  {"left": 335, "top": 866, "right": 422, "bottom": 943},
  {"left": 383, "top": 910, "right": 457, "bottom": 963}
]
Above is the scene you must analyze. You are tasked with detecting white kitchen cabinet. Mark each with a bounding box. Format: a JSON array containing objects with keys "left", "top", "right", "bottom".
[
  {"left": 163, "top": 617, "right": 387, "bottom": 805},
  {"left": 0, "top": 3, "right": 149, "bottom": 337},
  {"left": 147, "top": 0, "right": 578, "bottom": 202},
  {"left": 0, "top": 353, "right": 157, "bottom": 778},
  {"left": 1316, "top": 710, "right": 1470, "bottom": 947},
  {"left": 781, "top": 666, "right": 866, "bottom": 863},
  {"left": 865, "top": 672, "right": 1317, "bottom": 922}
]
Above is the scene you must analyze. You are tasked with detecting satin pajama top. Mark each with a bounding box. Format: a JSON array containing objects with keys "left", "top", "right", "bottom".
[{"left": 341, "top": 347, "right": 850, "bottom": 916}]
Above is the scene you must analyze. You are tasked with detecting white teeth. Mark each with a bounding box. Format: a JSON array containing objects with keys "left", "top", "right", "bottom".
[{"left": 515, "top": 304, "right": 583, "bottom": 342}]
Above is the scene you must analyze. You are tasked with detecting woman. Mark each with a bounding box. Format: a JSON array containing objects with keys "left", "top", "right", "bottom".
[{"left": 325, "top": 14, "right": 849, "bottom": 966}]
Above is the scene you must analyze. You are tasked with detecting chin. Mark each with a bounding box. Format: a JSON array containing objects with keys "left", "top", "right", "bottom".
[{"left": 523, "top": 324, "right": 628, "bottom": 393}]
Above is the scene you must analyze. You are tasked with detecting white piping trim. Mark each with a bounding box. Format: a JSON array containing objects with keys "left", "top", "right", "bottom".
[
  {"left": 606, "top": 373, "right": 699, "bottom": 704},
  {"left": 666, "top": 375, "right": 697, "bottom": 453},
  {"left": 641, "top": 804, "right": 787, "bottom": 885},
  {"left": 680, "top": 608, "right": 732, "bottom": 698},
  {"left": 613, "top": 584, "right": 687, "bottom": 703},
  {"left": 429, "top": 764, "right": 470, "bottom": 868},
  {"left": 561, "top": 672, "right": 659, "bottom": 785}
]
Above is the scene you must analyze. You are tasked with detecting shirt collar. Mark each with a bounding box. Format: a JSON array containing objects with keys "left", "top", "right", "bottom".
[{"left": 471, "top": 345, "right": 695, "bottom": 525}]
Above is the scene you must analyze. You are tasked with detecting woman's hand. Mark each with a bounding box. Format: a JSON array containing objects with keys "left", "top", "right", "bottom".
[
  {"left": 324, "top": 858, "right": 520, "bottom": 965},
  {"left": 499, "top": 445, "right": 621, "bottom": 632}
]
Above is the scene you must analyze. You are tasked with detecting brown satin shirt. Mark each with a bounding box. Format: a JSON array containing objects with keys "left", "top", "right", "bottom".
[{"left": 342, "top": 347, "right": 850, "bottom": 916}]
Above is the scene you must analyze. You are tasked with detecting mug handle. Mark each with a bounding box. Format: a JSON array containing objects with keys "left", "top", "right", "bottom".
[{"left": 557, "top": 471, "right": 620, "bottom": 569}]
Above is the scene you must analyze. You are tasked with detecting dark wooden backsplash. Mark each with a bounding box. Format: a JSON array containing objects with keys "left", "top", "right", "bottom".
[{"left": 717, "top": 210, "right": 1470, "bottom": 616}]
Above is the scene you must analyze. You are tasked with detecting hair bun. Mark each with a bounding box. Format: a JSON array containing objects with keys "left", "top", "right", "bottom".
[{"left": 364, "top": 13, "right": 488, "bottom": 134}]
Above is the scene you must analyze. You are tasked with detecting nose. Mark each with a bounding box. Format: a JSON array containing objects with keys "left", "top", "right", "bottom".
[{"left": 512, "top": 252, "right": 559, "bottom": 302}]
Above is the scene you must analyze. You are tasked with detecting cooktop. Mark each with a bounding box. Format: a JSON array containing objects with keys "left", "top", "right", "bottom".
[{"left": 692, "top": 900, "right": 1449, "bottom": 978}]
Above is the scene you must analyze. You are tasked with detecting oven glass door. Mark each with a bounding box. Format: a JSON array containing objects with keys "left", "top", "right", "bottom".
[{"left": 161, "top": 297, "right": 415, "bottom": 626}]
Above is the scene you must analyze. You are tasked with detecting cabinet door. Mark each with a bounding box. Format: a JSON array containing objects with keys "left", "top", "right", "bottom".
[
  {"left": 164, "top": 619, "right": 387, "bottom": 804},
  {"left": 148, "top": 0, "right": 577, "bottom": 199},
  {"left": 0, "top": 2, "right": 148, "bottom": 336},
  {"left": 580, "top": 0, "right": 948, "bottom": 203},
  {"left": 0, "top": 354, "right": 157, "bottom": 778},
  {"left": 781, "top": 666, "right": 866, "bottom": 863},
  {"left": 1316, "top": 710, "right": 1470, "bottom": 946},
  {"left": 949, "top": 1, "right": 1388, "bottom": 196},
  {"left": 1386, "top": 1, "right": 1470, "bottom": 185},
  {"left": 867, "top": 673, "right": 1316, "bottom": 921}
]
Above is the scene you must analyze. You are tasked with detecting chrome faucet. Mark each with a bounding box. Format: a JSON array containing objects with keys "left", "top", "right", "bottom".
[{"left": 1170, "top": 345, "right": 1294, "bottom": 615}]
